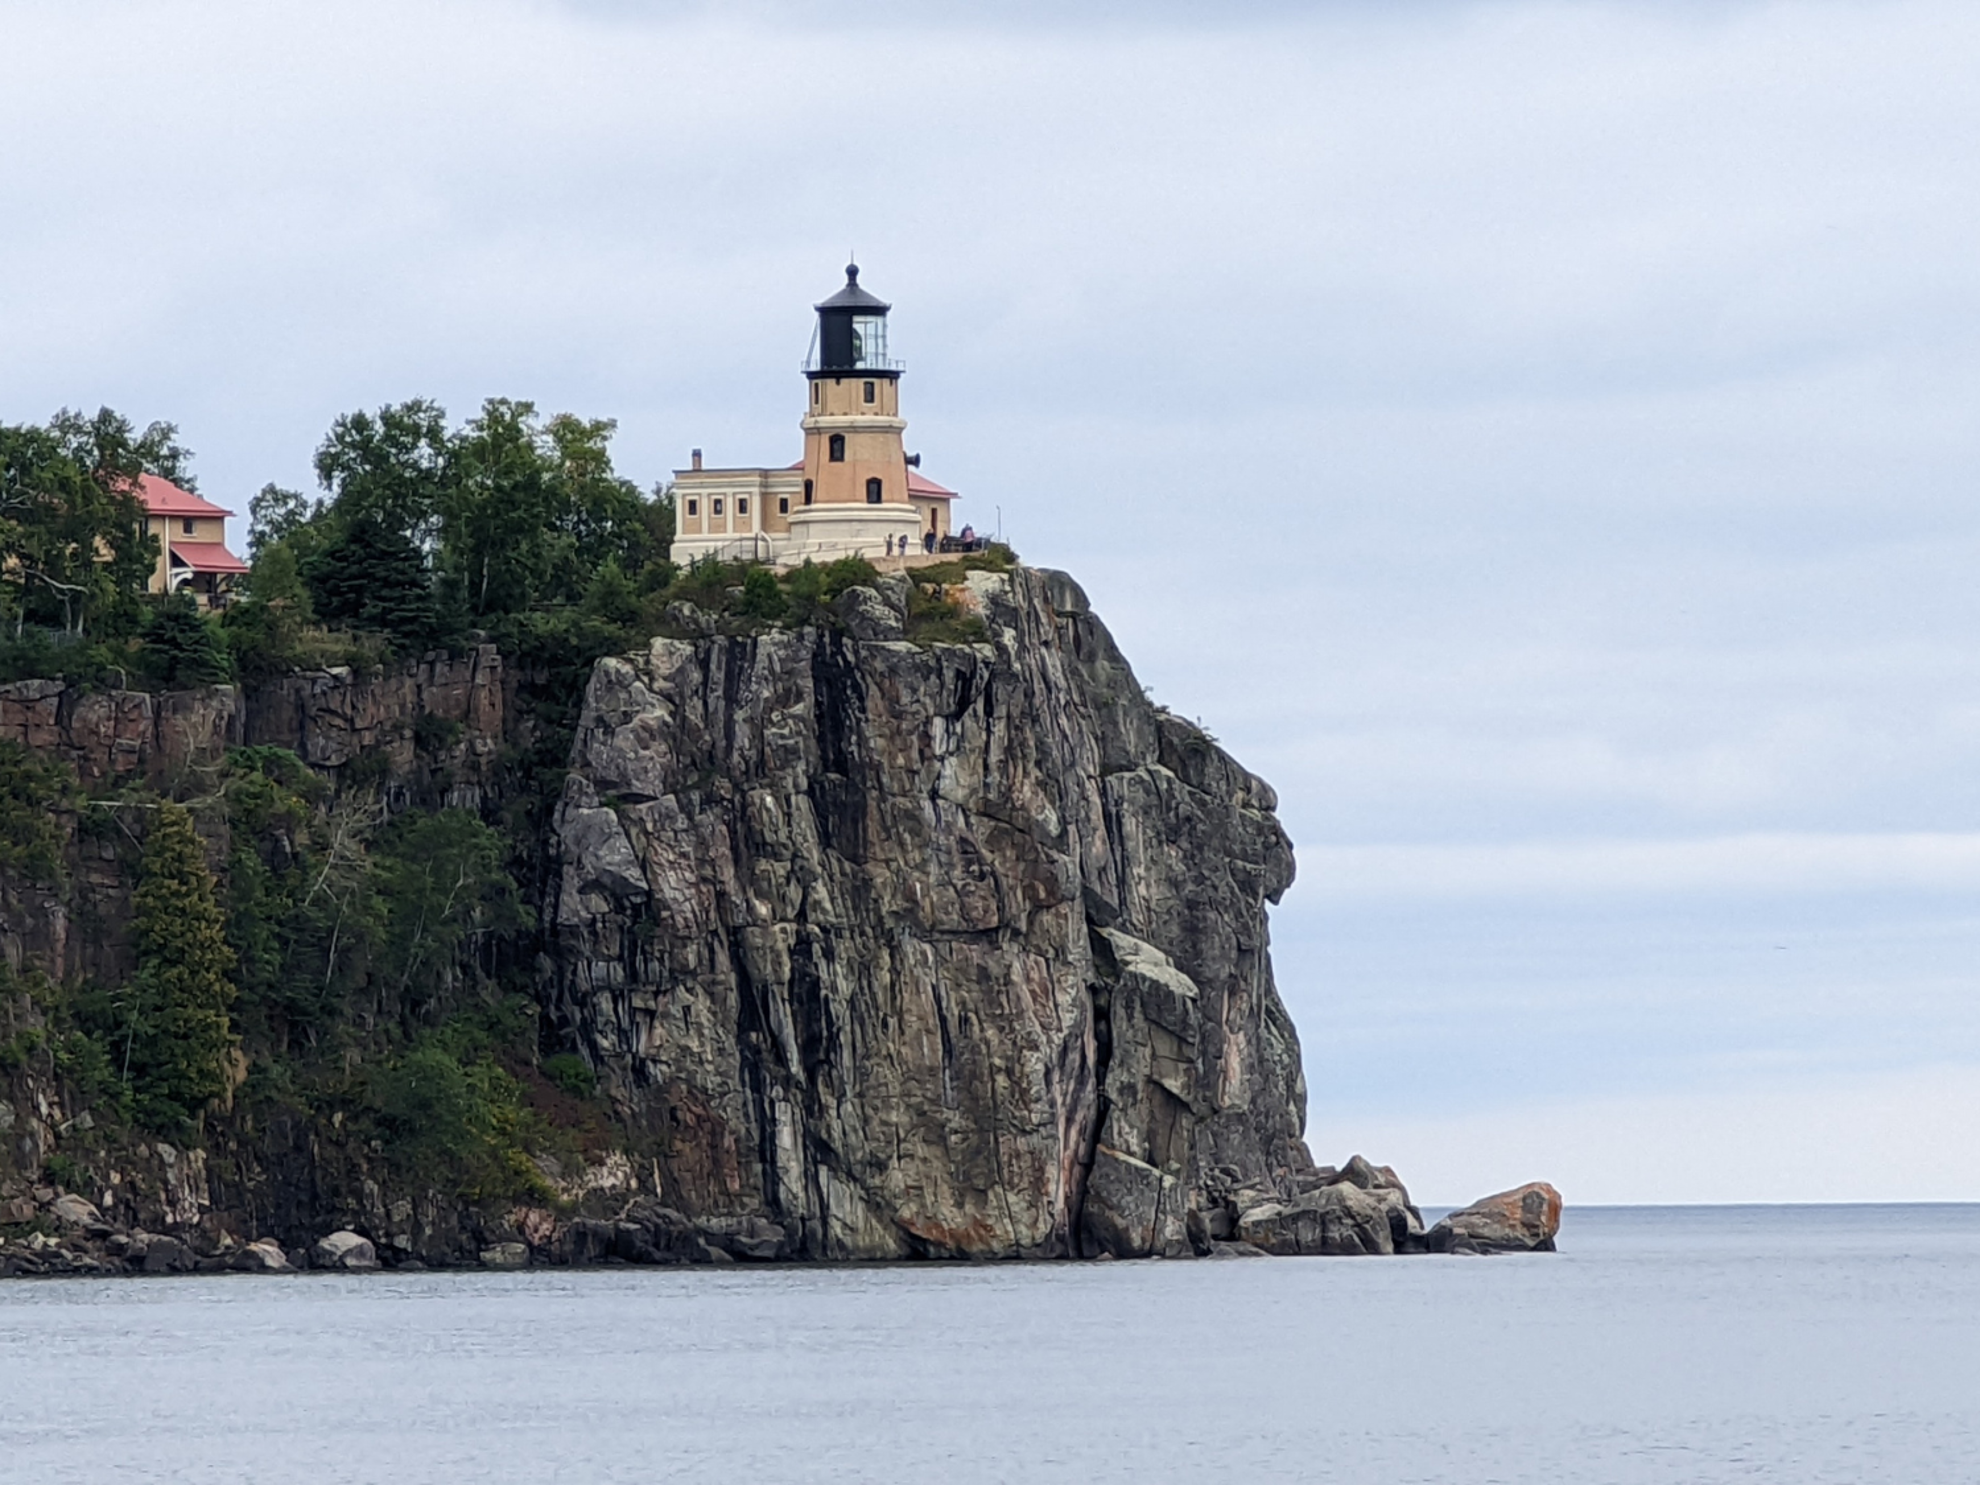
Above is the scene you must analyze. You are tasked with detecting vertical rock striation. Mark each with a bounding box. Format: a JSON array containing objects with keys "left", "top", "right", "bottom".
[{"left": 548, "top": 567, "right": 1311, "bottom": 1260}]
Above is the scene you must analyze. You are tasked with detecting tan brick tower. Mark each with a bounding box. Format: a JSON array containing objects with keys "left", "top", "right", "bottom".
[{"left": 785, "top": 263, "right": 922, "bottom": 560}]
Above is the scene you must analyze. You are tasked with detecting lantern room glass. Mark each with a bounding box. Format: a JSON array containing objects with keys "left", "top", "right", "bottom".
[{"left": 850, "top": 315, "right": 887, "bottom": 367}]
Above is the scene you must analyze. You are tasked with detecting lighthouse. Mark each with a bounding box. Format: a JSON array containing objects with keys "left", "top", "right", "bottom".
[{"left": 669, "top": 264, "right": 958, "bottom": 567}]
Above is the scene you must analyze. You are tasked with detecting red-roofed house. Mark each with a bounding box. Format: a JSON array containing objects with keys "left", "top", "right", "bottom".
[{"left": 133, "top": 474, "right": 249, "bottom": 604}]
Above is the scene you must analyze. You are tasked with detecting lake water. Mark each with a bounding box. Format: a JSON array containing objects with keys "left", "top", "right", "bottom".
[{"left": 2, "top": 1205, "right": 1976, "bottom": 1483}]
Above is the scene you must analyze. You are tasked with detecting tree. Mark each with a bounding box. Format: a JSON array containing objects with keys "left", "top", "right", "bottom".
[
  {"left": 302, "top": 514, "right": 438, "bottom": 653},
  {"left": 138, "top": 592, "right": 233, "bottom": 687},
  {"left": 0, "top": 411, "right": 164, "bottom": 640},
  {"left": 221, "top": 539, "right": 315, "bottom": 677},
  {"left": 0, "top": 740, "right": 75, "bottom": 884},
  {"left": 124, "top": 802, "right": 240, "bottom": 1135},
  {"left": 313, "top": 399, "right": 450, "bottom": 547},
  {"left": 247, "top": 483, "right": 318, "bottom": 559},
  {"left": 372, "top": 809, "right": 528, "bottom": 1018}
]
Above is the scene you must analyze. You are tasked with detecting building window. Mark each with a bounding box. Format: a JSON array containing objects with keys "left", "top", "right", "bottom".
[
  {"left": 812, "top": 383, "right": 821, "bottom": 407},
  {"left": 713, "top": 498, "right": 724, "bottom": 516},
  {"left": 803, "top": 480, "right": 813, "bottom": 505},
  {"left": 829, "top": 434, "right": 845, "bottom": 462},
  {"left": 181, "top": 518, "right": 195, "bottom": 536},
  {"left": 863, "top": 380, "right": 875, "bottom": 404},
  {"left": 866, "top": 478, "right": 882, "bottom": 504},
  {"left": 778, "top": 496, "right": 789, "bottom": 515},
  {"left": 737, "top": 497, "right": 749, "bottom": 516},
  {"left": 686, "top": 498, "right": 698, "bottom": 517}
]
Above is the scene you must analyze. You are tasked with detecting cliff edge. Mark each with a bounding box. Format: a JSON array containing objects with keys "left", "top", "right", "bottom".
[{"left": 548, "top": 567, "right": 1309, "bottom": 1260}]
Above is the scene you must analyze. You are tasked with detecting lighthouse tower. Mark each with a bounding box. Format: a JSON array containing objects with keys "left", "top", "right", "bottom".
[
  {"left": 785, "top": 263, "right": 923, "bottom": 561},
  {"left": 666, "top": 264, "right": 960, "bottom": 566}
]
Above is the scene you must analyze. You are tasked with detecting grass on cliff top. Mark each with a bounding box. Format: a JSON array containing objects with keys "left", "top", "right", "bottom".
[{"left": 648, "top": 544, "right": 1016, "bottom": 645}]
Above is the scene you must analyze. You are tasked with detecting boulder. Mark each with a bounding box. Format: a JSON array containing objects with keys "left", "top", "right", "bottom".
[
  {"left": 140, "top": 1235, "right": 195, "bottom": 1274},
  {"left": 235, "top": 1239, "right": 292, "bottom": 1272},
  {"left": 1426, "top": 1182, "right": 1562, "bottom": 1254},
  {"left": 1237, "top": 1181, "right": 1394, "bottom": 1256},
  {"left": 479, "top": 1241, "right": 530, "bottom": 1270},
  {"left": 48, "top": 1193, "right": 103, "bottom": 1228},
  {"left": 312, "top": 1230, "right": 379, "bottom": 1270},
  {"left": 832, "top": 584, "right": 906, "bottom": 641}
]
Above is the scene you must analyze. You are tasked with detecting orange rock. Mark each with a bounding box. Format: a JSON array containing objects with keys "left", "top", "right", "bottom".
[{"left": 1426, "top": 1181, "right": 1562, "bottom": 1254}]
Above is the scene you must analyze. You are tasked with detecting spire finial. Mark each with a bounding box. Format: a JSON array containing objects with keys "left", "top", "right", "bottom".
[{"left": 846, "top": 258, "right": 859, "bottom": 283}]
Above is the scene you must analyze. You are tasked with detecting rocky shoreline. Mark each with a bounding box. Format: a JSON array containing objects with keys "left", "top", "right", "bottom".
[{"left": 2, "top": 1170, "right": 1563, "bottom": 1277}]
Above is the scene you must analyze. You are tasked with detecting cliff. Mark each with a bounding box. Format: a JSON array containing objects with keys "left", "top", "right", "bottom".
[
  {"left": 3, "top": 566, "right": 1471, "bottom": 1273},
  {"left": 548, "top": 567, "right": 1308, "bottom": 1259}
]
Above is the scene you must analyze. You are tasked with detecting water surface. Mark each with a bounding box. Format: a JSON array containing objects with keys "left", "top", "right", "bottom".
[{"left": 2, "top": 1204, "right": 1976, "bottom": 1482}]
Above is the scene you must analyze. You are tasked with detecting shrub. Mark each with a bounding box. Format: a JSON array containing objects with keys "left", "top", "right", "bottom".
[{"left": 540, "top": 1052, "right": 597, "bottom": 1100}]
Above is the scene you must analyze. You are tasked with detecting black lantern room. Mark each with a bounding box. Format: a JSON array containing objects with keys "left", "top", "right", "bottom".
[{"left": 809, "top": 263, "right": 897, "bottom": 375}]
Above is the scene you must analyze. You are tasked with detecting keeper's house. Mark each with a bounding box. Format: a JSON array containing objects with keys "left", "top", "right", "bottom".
[
  {"left": 134, "top": 475, "right": 248, "bottom": 605},
  {"left": 671, "top": 265, "right": 972, "bottom": 567}
]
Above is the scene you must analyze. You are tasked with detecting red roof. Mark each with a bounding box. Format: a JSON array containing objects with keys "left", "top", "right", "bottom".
[
  {"left": 168, "top": 541, "right": 249, "bottom": 575},
  {"left": 134, "top": 474, "right": 234, "bottom": 519}
]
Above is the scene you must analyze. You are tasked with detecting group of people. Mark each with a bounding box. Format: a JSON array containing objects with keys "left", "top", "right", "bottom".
[{"left": 882, "top": 524, "right": 977, "bottom": 559}]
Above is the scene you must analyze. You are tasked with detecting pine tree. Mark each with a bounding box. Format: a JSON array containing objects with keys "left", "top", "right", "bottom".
[
  {"left": 138, "top": 592, "right": 233, "bottom": 687},
  {"left": 124, "top": 801, "right": 239, "bottom": 1135}
]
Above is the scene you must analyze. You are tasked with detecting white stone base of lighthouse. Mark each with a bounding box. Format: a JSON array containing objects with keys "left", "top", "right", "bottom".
[{"left": 777, "top": 504, "right": 924, "bottom": 567}]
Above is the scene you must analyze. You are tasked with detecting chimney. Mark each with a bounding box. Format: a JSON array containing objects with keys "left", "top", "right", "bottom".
[{"left": 691, "top": 448, "right": 703, "bottom": 471}]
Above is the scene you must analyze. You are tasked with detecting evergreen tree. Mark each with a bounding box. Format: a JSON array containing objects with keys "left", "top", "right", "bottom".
[
  {"left": 302, "top": 514, "right": 439, "bottom": 652},
  {"left": 124, "top": 802, "right": 240, "bottom": 1135},
  {"left": 138, "top": 592, "right": 233, "bottom": 687}
]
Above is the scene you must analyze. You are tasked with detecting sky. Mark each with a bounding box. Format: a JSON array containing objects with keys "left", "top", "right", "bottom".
[{"left": 5, "top": 0, "right": 1978, "bottom": 1203}]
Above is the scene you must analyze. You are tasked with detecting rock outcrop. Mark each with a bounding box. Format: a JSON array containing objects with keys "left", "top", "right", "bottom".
[
  {"left": 1427, "top": 1182, "right": 1563, "bottom": 1253},
  {"left": 547, "top": 567, "right": 1312, "bottom": 1260}
]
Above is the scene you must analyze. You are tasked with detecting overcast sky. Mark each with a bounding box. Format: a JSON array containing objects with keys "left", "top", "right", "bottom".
[{"left": 6, "top": 0, "right": 1978, "bottom": 1202}]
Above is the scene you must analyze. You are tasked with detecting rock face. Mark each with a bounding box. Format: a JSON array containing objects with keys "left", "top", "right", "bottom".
[
  {"left": 547, "top": 567, "right": 1311, "bottom": 1260},
  {"left": 1427, "top": 1182, "right": 1563, "bottom": 1254}
]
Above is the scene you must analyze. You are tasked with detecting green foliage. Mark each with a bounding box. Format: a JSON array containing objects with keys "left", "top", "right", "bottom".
[
  {"left": 412, "top": 712, "right": 463, "bottom": 754},
  {"left": 362, "top": 1035, "right": 551, "bottom": 1200},
  {"left": 246, "top": 483, "right": 318, "bottom": 560},
  {"left": 0, "top": 409, "right": 174, "bottom": 644},
  {"left": 0, "top": 740, "right": 76, "bottom": 884},
  {"left": 736, "top": 565, "right": 786, "bottom": 621},
  {"left": 137, "top": 592, "right": 233, "bottom": 688},
  {"left": 42, "top": 1152, "right": 83, "bottom": 1191},
  {"left": 313, "top": 399, "right": 451, "bottom": 547},
  {"left": 372, "top": 809, "right": 530, "bottom": 1012},
  {"left": 540, "top": 1051, "right": 597, "bottom": 1100},
  {"left": 302, "top": 514, "right": 439, "bottom": 653},
  {"left": 904, "top": 579, "right": 990, "bottom": 646},
  {"left": 220, "top": 540, "right": 318, "bottom": 679},
  {"left": 120, "top": 802, "right": 240, "bottom": 1137}
]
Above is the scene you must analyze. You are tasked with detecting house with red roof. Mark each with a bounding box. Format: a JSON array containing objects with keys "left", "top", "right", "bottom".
[
  {"left": 670, "top": 265, "right": 974, "bottom": 568},
  {"left": 133, "top": 474, "right": 248, "bottom": 605}
]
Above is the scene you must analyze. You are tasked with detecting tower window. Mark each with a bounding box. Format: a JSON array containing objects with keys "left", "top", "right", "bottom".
[
  {"left": 713, "top": 498, "right": 724, "bottom": 516},
  {"left": 828, "top": 434, "right": 845, "bottom": 462},
  {"left": 866, "top": 478, "right": 882, "bottom": 504},
  {"left": 737, "top": 497, "right": 749, "bottom": 516},
  {"left": 812, "top": 383, "right": 821, "bottom": 407},
  {"left": 803, "top": 480, "right": 813, "bottom": 505},
  {"left": 863, "top": 381, "right": 875, "bottom": 404},
  {"left": 686, "top": 498, "right": 698, "bottom": 517},
  {"left": 778, "top": 496, "right": 789, "bottom": 515}
]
